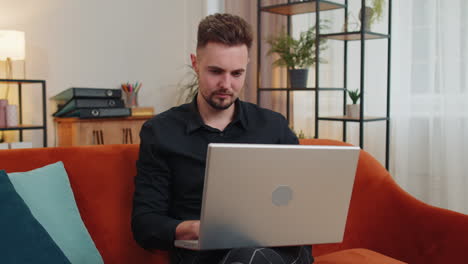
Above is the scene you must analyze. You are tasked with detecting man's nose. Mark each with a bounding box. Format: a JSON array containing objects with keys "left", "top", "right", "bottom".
[{"left": 219, "top": 73, "right": 232, "bottom": 88}]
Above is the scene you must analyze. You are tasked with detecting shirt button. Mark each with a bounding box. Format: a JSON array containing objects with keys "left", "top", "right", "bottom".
[{"left": 219, "top": 132, "right": 224, "bottom": 136}]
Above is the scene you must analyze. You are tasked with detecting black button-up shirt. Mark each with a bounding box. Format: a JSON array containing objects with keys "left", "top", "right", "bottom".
[{"left": 131, "top": 98, "right": 298, "bottom": 250}]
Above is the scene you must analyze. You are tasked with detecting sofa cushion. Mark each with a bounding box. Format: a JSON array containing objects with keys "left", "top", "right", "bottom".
[
  {"left": 8, "top": 161, "right": 103, "bottom": 264},
  {"left": 314, "top": 248, "right": 407, "bottom": 264},
  {"left": 0, "top": 170, "right": 70, "bottom": 263}
]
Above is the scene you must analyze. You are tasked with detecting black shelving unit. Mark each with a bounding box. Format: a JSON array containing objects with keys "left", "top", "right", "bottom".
[
  {"left": 0, "top": 79, "right": 47, "bottom": 147},
  {"left": 257, "top": 0, "right": 346, "bottom": 122},
  {"left": 257, "top": 0, "right": 391, "bottom": 169}
]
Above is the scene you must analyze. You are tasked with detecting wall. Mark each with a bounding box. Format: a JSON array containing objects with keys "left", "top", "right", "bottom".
[{"left": 0, "top": 0, "right": 207, "bottom": 147}]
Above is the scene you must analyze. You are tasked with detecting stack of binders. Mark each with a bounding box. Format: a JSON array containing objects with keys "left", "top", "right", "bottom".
[{"left": 52, "top": 88, "right": 131, "bottom": 118}]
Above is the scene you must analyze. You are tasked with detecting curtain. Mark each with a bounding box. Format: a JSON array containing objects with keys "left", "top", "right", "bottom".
[
  {"left": 225, "top": 0, "right": 289, "bottom": 118},
  {"left": 391, "top": 0, "right": 468, "bottom": 214}
]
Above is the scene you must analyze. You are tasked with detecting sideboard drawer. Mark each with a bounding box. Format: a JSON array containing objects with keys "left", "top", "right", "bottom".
[{"left": 54, "top": 116, "right": 152, "bottom": 146}]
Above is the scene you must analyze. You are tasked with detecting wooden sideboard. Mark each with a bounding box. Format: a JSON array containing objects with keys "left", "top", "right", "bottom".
[{"left": 54, "top": 116, "right": 153, "bottom": 146}]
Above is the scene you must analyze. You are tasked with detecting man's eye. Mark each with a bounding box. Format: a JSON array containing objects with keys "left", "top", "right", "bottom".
[
  {"left": 232, "top": 72, "right": 242, "bottom": 77},
  {"left": 210, "top": 69, "right": 222, "bottom": 74}
]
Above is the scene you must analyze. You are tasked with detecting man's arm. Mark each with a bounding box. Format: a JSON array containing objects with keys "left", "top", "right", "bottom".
[{"left": 131, "top": 121, "right": 184, "bottom": 250}]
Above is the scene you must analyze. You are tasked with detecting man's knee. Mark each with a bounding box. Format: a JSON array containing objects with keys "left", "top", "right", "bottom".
[{"left": 220, "top": 247, "right": 284, "bottom": 264}]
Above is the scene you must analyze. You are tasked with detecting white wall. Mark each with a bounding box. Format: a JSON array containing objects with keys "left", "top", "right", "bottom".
[{"left": 0, "top": 0, "right": 207, "bottom": 147}]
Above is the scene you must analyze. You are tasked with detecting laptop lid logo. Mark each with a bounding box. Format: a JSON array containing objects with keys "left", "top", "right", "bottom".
[{"left": 272, "top": 185, "right": 293, "bottom": 206}]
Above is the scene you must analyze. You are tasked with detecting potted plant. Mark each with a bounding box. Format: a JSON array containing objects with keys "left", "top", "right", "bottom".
[
  {"left": 177, "top": 65, "right": 199, "bottom": 104},
  {"left": 289, "top": 125, "right": 306, "bottom": 139},
  {"left": 346, "top": 89, "right": 361, "bottom": 119},
  {"left": 297, "top": 129, "right": 306, "bottom": 139},
  {"left": 359, "top": 0, "right": 386, "bottom": 30},
  {"left": 267, "top": 22, "right": 328, "bottom": 88}
]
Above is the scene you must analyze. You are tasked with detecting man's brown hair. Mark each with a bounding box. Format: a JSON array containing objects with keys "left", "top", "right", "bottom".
[{"left": 197, "top": 13, "right": 253, "bottom": 50}]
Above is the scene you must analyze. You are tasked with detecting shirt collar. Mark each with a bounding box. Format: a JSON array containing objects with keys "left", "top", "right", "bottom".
[{"left": 185, "top": 95, "right": 248, "bottom": 134}]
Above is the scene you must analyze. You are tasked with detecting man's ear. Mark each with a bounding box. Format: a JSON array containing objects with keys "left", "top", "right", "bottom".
[{"left": 190, "top": 53, "right": 198, "bottom": 73}]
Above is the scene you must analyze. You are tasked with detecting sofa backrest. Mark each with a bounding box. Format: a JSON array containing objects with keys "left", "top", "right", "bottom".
[
  {"left": 1, "top": 141, "right": 354, "bottom": 262},
  {"left": 0, "top": 144, "right": 167, "bottom": 263},
  {"left": 3, "top": 139, "right": 445, "bottom": 263}
]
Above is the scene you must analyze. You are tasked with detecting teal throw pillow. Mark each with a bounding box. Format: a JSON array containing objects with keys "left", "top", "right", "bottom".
[
  {"left": 0, "top": 170, "right": 71, "bottom": 263},
  {"left": 8, "top": 161, "right": 103, "bottom": 264}
]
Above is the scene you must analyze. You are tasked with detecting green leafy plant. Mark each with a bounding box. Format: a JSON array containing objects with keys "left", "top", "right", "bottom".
[
  {"left": 267, "top": 22, "right": 329, "bottom": 70},
  {"left": 177, "top": 65, "right": 199, "bottom": 104},
  {"left": 347, "top": 89, "right": 361, "bottom": 104},
  {"left": 367, "top": 0, "right": 386, "bottom": 25}
]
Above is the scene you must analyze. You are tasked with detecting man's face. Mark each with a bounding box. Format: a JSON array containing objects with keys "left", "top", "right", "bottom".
[{"left": 191, "top": 42, "right": 249, "bottom": 110}]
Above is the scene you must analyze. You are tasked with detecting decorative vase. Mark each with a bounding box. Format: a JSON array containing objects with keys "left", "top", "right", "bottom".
[
  {"left": 0, "top": 99, "right": 7, "bottom": 127},
  {"left": 359, "top": 6, "right": 374, "bottom": 31},
  {"left": 6, "top": 104, "right": 18, "bottom": 127},
  {"left": 342, "top": 14, "right": 360, "bottom": 32},
  {"left": 346, "top": 104, "right": 360, "bottom": 119},
  {"left": 289, "top": 69, "right": 309, "bottom": 88}
]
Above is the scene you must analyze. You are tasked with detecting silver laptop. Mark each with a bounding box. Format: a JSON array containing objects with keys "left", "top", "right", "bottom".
[{"left": 175, "top": 143, "right": 360, "bottom": 250}]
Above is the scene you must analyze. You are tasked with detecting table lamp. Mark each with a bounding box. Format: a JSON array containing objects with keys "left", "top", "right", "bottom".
[{"left": 0, "top": 30, "right": 26, "bottom": 80}]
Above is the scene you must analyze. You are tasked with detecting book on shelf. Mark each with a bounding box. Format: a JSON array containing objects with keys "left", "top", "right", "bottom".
[
  {"left": 61, "top": 108, "right": 131, "bottom": 119},
  {"left": 51, "top": 87, "right": 122, "bottom": 103},
  {"left": 53, "top": 98, "right": 125, "bottom": 117}
]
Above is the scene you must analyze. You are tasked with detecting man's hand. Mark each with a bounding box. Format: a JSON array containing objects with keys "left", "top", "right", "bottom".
[{"left": 175, "top": 220, "right": 200, "bottom": 240}]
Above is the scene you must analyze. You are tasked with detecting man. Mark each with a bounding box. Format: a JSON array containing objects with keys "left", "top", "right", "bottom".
[{"left": 132, "top": 13, "right": 313, "bottom": 264}]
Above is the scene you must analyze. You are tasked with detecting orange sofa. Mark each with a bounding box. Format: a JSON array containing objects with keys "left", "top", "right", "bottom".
[{"left": 1, "top": 139, "right": 467, "bottom": 264}]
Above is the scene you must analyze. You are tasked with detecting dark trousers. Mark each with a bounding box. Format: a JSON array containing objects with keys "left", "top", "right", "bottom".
[{"left": 170, "top": 245, "right": 313, "bottom": 264}]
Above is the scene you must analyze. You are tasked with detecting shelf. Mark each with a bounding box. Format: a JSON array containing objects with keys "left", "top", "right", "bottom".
[
  {"left": 321, "top": 31, "right": 390, "bottom": 41},
  {"left": 259, "top": 87, "right": 346, "bottom": 91},
  {"left": 0, "top": 125, "right": 46, "bottom": 131},
  {"left": 318, "top": 116, "right": 388, "bottom": 122},
  {"left": 0, "top": 79, "right": 47, "bottom": 147},
  {"left": 261, "top": 0, "right": 345, "bottom": 15},
  {"left": 54, "top": 115, "right": 154, "bottom": 123},
  {"left": 257, "top": 0, "right": 392, "bottom": 169},
  {"left": 0, "top": 79, "right": 46, "bottom": 84}
]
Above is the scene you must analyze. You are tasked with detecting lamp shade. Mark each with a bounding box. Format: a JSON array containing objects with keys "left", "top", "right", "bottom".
[{"left": 0, "top": 30, "right": 25, "bottom": 60}]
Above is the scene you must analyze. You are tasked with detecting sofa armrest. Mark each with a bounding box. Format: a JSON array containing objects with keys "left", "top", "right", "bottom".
[
  {"left": 334, "top": 150, "right": 468, "bottom": 264},
  {"left": 300, "top": 139, "right": 468, "bottom": 264},
  {"left": 368, "top": 170, "right": 468, "bottom": 264}
]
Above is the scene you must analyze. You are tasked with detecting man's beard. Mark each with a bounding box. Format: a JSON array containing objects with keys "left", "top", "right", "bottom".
[{"left": 202, "top": 92, "right": 235, "bottom": 110}]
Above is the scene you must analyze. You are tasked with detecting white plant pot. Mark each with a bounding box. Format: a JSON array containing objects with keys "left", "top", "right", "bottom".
[{"left": 346, "top": 104, "right": 360, "bottom": 119}]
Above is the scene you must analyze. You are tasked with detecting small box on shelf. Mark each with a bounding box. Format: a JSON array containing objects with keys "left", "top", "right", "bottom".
[
  {"left": 131, "top": 107, "right": 154, "bottom": 117},
  {"left": 10, "top": 141, "right": 33, "bottom": 149}
]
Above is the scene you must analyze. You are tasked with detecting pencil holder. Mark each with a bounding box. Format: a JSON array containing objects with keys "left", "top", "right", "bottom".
[
  {"left": 125, "top": 93, "right": 138, "bottom": 108},
  {"left": 121, "top": 82, "right": 142, "bottom": 108}
]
